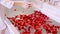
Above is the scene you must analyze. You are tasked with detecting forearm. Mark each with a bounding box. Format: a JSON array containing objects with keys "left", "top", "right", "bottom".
[
  {"left": 13, "top": 1, "right": 24, "bottom": 6},
  {"left": 13, "top": 1, "right": 32, "bottom": 6}
]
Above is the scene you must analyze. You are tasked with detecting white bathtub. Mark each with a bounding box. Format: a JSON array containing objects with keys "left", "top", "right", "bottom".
[{"left": 4, "top": 3, "right": 60, "bottom": 34}]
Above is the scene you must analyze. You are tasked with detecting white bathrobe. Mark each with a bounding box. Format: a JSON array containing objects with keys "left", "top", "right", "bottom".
[{"left": 0, "top": 0, "right": 14, "bottom": 34}]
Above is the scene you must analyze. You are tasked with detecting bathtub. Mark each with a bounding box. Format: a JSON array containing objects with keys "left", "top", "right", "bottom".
[{"left": 4, "top": 2, "right": 60, "bottom": 34}]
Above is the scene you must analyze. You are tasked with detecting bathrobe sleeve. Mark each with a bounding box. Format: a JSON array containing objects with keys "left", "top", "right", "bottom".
[{"left": 0, "top": 0, "right": 14, "bottom": 9}]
